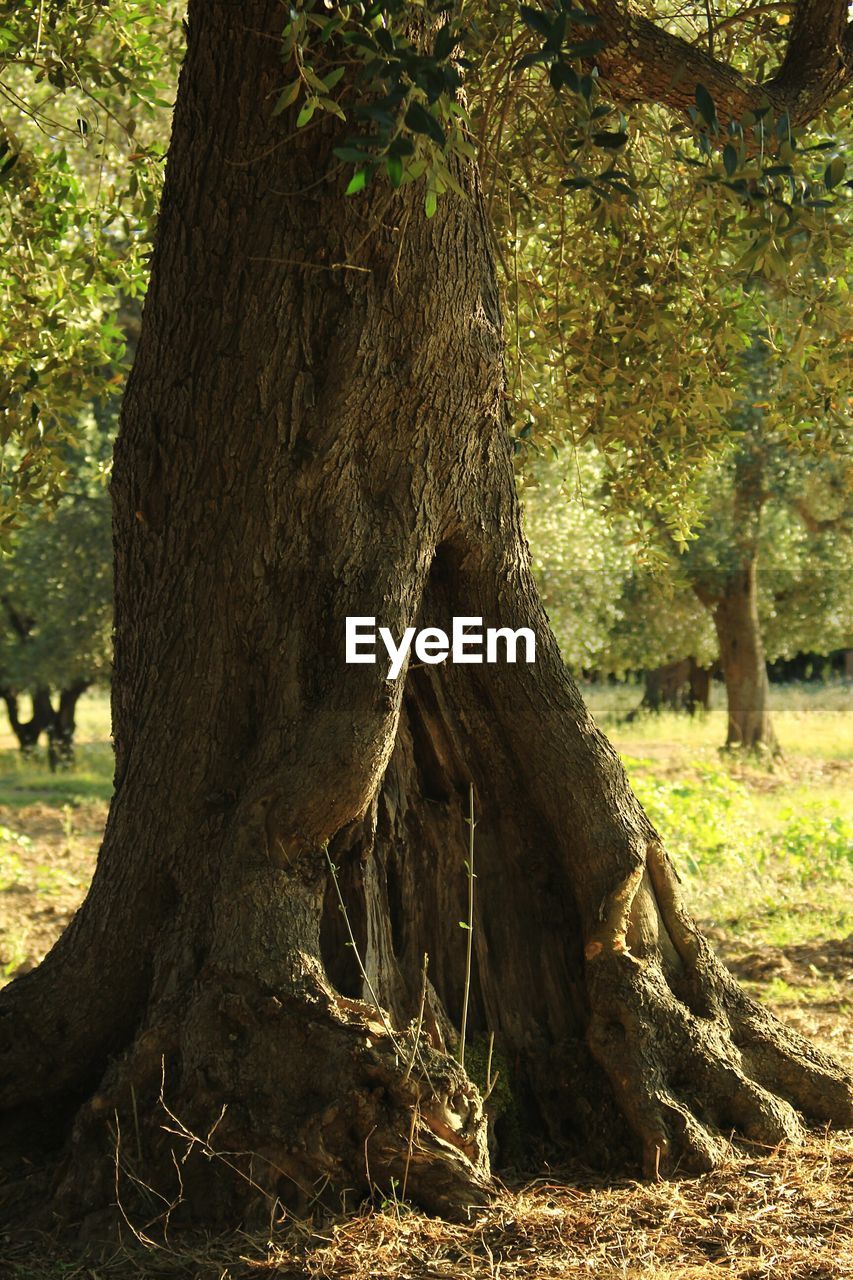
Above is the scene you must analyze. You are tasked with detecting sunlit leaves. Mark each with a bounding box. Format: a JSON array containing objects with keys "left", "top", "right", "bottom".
[
  {"left": 276, "top": 0, "right": 471, "bottom": 214},
  {"left": 0, "top": 0, "right": 181, "bottom": 524}
]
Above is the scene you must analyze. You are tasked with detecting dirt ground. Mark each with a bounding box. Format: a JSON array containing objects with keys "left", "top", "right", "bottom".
[{"left": 0, "top": 801, "right": 107, "bottom": 982}]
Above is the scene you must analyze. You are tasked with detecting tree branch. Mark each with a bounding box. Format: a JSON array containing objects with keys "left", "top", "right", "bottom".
[
  {"left": 792, "top": 498, "right": 851, "bottom": 534},
  {"left": 767, "top": 0, "right": 853, "bottom": 117},
  {"left": 587, "top": 0, "right": 853, "bottom": 124}
]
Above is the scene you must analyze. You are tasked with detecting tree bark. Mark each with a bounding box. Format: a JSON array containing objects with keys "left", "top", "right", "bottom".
[
  {"left": 0, "top": 0, "right": 849, "bottom": 1228},
  {"left": 712, "top": 563, "right": 776, "bottom": 751}
]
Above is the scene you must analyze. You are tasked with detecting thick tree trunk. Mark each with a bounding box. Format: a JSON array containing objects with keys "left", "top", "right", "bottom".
[
  {"left": 0, "top": 0, "right": 849, "bottom": 1229},
  {"left": 712, "top": 564, "right": 776, "bottom": 751}
]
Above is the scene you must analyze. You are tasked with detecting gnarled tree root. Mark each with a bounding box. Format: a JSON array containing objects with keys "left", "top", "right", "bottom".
[
  {"left": 51, "top": 972, "right": 491, "bottom": 1228},
  {"left": 585, "top": 841, "right": 853, "bottom": 1178}
]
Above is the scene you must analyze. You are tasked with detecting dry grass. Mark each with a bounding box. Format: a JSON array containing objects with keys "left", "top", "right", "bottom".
[{"left": 3, "top": 1136, "right": 852, "bottom": 1278}]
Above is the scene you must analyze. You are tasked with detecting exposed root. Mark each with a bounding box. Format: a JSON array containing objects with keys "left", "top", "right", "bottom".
[
  {"left": 51, "top": 971, "right": 492, "bottom": 1227},
  {"left": 585, "top": 845, "right": 853, "bottom": 1180}
]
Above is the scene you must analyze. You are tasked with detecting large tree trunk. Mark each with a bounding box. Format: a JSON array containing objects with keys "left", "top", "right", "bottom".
[
  {"left": 0, "top": 0, "right": 849, "bottom": 1229},
  {"left": 712, "top": 563, "right": 776, "bottom": 751}
]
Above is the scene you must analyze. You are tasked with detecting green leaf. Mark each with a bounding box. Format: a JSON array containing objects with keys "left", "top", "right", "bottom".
[
  {"left": 296, "top": 99, "right": 316, "bottom": 128},
  {"left": 565, "top": 37, "right": 604, "bottom": 58},
  {"left": 317, "top": 96, "right": 345, "bottom": 121},
  {"left": 272, "top": 81, "right": 300, "bottom": 115},
  {"left": 334, "top": 145, "right": 373, "bottom": 163},
  {"left": 695, "top": 83, "right": 717, "bottom": 129},
  {"left": 519, "top": 5, "right": 553, "bottom": 38},
  {"left": 825, "top": 156, "right": 845, "bottom": 190},
  {"left": 550, "top": 61, "right": 579, "bottom": 91},
  {"left": 386, "top": 153, "right": 403, "bottom": 187},
  {"left": 723, "top": 143, "right": 738, "bottom": 177},
  {"left": 592, "top": 130, "right": 628, "bottom": 150},
  {"left": 322, "top": 66, "right": 345, "bottom": 91},
  {"left": 345, "top": 168, "right": 368, "bottom": 195},
  {"left": 405, "top": 101, "right": 445, "bottom": 148},
  {"left": 515, "top": 49, "right": 552, "bottom": 71},
  {"left": 425, "top": 188, "right": 438, "bottom": 218},
  {"left": 434, "top": 22, "right": 454, "bottom": 60}
]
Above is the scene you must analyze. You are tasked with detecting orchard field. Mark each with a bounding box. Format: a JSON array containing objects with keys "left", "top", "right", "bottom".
[{"left": 1, "top": 683, "right": 850, "bottom": 1279}]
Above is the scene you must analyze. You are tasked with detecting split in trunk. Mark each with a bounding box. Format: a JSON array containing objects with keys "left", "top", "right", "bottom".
[
  {"left": 0, "top": 682, "right": 91, "bottom": 767},
  {"left": 1, "top": 687, "right": 56, "bottom": 755}
]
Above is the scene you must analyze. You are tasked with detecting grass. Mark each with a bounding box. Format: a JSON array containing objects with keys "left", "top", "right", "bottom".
[
  {"left": 3, "top": 1135, "right": 852, "bottom": 1278},
  {"left": 586, "top": 678, "right": 852, "bottom": 760},
  {"left": 0, "top": 681, "right": 850, "bottom": 1277}
]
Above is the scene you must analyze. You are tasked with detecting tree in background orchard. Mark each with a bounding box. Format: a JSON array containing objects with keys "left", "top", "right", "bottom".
[
  {"left": 0, "top": 0, "right": 852, "bottom": 1229},
  {"left": 0, "top": 411, "right": 113, "bottom": 767},
  {"left": 523, "top": 448, "right": 850, "bottom": 737}
]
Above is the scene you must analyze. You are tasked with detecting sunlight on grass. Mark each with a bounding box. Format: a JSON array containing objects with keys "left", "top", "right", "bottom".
[
  {"left": 585, "top": 679, "right": 852, "bottom": 761},
  {"left": 0, "top": 743, "right": 114, "bottom": 807}
]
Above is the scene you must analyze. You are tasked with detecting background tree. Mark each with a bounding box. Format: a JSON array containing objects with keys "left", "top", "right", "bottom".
[
  {"left": 0, "top": 412, "right": 112, "bottom": 766},
  {"left": 0, "top": 0, "right": 851, "bottom": 1228},
  {"left": 524, "top": 449, "right": 850, "bottom": 728},
  {"left": 0, "top": 2, "right": 179, "bottom": 526}
]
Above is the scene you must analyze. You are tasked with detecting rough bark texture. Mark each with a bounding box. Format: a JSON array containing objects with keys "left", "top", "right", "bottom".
[
  {"left": 0, "top": 0, "right": 850, "bottom": 1230},
  {"left": 591, "top": 0, "right": 853, "bottom": 122}
]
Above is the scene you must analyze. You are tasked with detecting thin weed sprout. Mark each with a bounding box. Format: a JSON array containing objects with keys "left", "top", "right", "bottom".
[
  {"left": 323, "top": 844, "right": 406, "bottom": 1058},
  {"left": 459, "top": 782, "right": 476, "bottom": 1070},
  {"left": 109, "top": 1057, "right": 327, "bottom": 1247}
]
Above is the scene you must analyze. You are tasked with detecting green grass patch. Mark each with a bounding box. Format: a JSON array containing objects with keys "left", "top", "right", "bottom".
[
  {"left": 625, "top": 758, "right": 852, "bottom": 947},
  {"left": 585, "top": 678, "right": 852, "bottom": 761},
  {"left": 0, "top": 741, "right": 114, "bottom": 808}
]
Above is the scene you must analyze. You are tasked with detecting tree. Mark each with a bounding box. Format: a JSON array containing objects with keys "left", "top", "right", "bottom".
[
  {"left": 659, "top": 361, "right": 851, "bottom": 750},
  {"left": 524, "top": 452, "right": 850, "bottom": 728},
  {"left": 0, "top": 408, "right": 113, "bottom": 766},
  {"left": 0, "top": 3, "right": 179, "bottom": 525},
  {"left": 1, "top": 0, "right": 852, "bottom": 1227},
  {"left": 0, "top": 485, "right": 112, "bottom": 766}
]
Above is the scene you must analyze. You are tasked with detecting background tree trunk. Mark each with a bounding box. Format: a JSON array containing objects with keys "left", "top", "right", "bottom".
[
  {"left": 685, "top": 659, "right": 712, "bottom": 715},
  {"left": 712, "top": 563, "right": 776, "bottom": 751},
  {"left": 46, "top": 680, "right": 91, "bottom": 771},
  {"left": 0, "top": 687, "right": 55, "bottom": 754},
  {"left": 0, "top": 0, "right": 848, "bottom": 1228}
]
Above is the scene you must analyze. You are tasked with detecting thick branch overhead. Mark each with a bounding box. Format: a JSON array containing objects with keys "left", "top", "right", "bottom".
[{"left": 588, "top": 0, "right": 853, "bottom": 122}]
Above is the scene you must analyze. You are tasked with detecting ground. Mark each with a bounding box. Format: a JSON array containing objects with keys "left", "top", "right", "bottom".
[{"left": 0, "top": 683, "right": 850, "bottom": 1278}]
